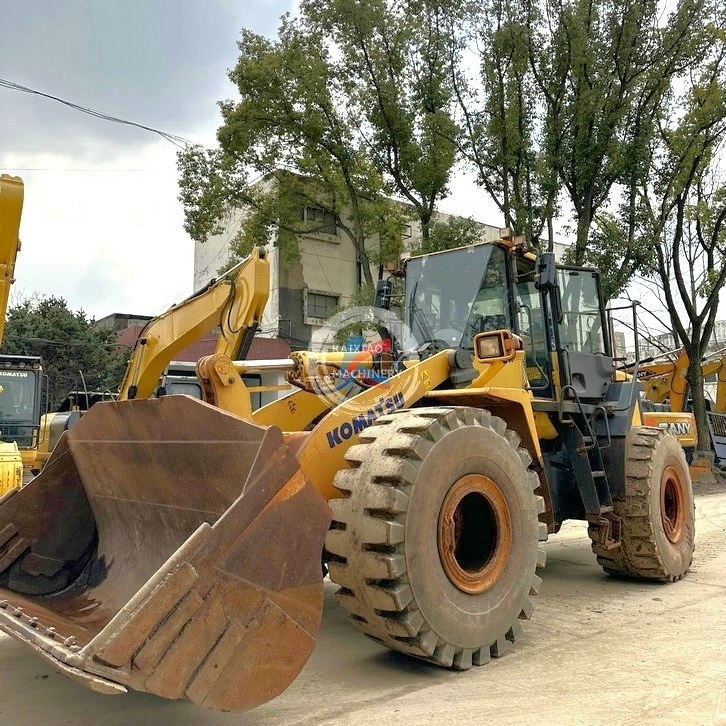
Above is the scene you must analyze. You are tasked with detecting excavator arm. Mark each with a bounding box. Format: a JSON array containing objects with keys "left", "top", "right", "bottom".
[
  {"left": 0, "top": 175, "right": 23, "bottom": 344},
  {"left": 0, "top": 176, "right": 25, "bottom": 493},
  {"left": 638, "top": 348, "right": 726, "bottom": 414},
  {"left": 118, "top": 247, "right": 270, "bottom": 400}
]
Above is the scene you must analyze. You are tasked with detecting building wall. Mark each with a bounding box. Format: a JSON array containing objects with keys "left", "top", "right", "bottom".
[{"left": 197, "top": 193, "right": 504, "bottom": 350}]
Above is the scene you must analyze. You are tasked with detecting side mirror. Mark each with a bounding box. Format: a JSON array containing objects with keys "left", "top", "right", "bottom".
[
  {"left": 375, "top": 279, "right": 392, "bottom": 309},
  {"left": 534, "top": 252, "right": 557, "bottom": 291}
]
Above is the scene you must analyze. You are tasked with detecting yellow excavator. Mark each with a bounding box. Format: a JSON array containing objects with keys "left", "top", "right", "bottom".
[
  {"left": 0, "top": 175, "right": 34, "bottom": 493},
  {"left": 0, "top": 234, "right": 695, "bottom": 712},
  {"left": 634, "top": 347, "right": 726, "bottom": 413},
  {"left": 31, "top": 245, "right": 276, "bottom": 472},
  {"left": 628, "top": 347, "right": 726, "bottom": 475}
]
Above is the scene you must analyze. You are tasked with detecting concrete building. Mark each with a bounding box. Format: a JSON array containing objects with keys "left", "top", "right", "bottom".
[{"left": 194, "top": 196, "right": 502, "bottom": 351}]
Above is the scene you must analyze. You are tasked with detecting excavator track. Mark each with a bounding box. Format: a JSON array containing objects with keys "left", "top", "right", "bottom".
[{"left": 0, "top": 396, "right": 331, "bottom": 711}]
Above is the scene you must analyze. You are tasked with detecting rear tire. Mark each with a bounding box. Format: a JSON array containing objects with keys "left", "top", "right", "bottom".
[
  {"left": 593, "top": 427, "right": 695, "bottom": 582},
  {"left": 325, "top": 407, "right": 546, "bottom": 669}
]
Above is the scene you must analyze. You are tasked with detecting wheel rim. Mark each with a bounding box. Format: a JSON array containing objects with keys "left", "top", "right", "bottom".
[
  {"left": 660, "top": 464, "right": 685, "bottom": 544},
  {"left": 437, "top": 474, "right": 512, "bottom": 594}
]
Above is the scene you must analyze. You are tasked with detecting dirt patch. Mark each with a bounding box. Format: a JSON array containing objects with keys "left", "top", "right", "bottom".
[{"left": 692, "top": 473, "right": 726, "bottom": 497}]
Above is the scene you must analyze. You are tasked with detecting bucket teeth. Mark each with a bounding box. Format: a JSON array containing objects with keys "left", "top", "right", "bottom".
[{"left": 0, "top": 396, "right": 331, "bottom": 712}]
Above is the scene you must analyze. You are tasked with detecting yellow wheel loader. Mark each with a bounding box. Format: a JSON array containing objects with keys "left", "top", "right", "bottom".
[{"left": 0, "top": 236, "right": 695, "bottom": 712}]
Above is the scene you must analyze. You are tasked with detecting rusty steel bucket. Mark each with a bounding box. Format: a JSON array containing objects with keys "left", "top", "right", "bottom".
[{"left": 0, "top": 396, "right": 331, "bottom": 711}]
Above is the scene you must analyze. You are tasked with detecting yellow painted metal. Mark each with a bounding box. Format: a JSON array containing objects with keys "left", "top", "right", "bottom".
[
  {"left": 0, "top": 175, "right": 23, "bottom": 346},
  {"left": 631, "top": 349, "right": 726, "bottom": 414},
  {"left": 641, "top": 410, "right": 698, "bottom": 448},
  {"left": 0, "top": 176, "right": 25, "bottom": 489},
  {"left": 0, "top": 443, "right": 23, "bottom": 494},
  {"left": 295, "top": 350, "right": 453, "bottom": 502},
  {"left": 638, "top": 349, "right": 690, "bottom": 410},
  {"left": 471, "top": 348, "right": 530, "bottom": 390},
  {"left": 252, "top": 388, "right": 332, "bottom": 430},
  {"left": 118, "top": 247, "right": 270, "bottom": 401},
  {"left": 533, "top": 410, "right": 559, "bottom": 440},
  {"left": 196, "top": 354, "right": 254, "bottom": 419}
]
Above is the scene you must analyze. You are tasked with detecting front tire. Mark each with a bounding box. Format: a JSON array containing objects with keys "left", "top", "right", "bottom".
[
  {"left": 593, "top": 427, "right": 695, "bottom": 581},
  {"left": 325, "top": 407, "right": 546, "bottom": 669}
]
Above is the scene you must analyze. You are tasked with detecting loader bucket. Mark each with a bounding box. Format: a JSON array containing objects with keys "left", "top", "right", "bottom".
[{"left": 0, "top": 396, "right": 331, "bottom": 712}]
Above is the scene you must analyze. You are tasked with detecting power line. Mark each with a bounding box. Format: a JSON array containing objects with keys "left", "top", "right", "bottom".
[
  {"left": 3, "top": 167, "right": 158, "bottom": 173},
  {"left": 0, "top": 77, "right": 194, "bottom": 149}
]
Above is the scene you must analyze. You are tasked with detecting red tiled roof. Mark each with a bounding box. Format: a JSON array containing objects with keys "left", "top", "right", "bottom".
[{"left": 115, "top": 324, "right": 146, "bottom": 347}]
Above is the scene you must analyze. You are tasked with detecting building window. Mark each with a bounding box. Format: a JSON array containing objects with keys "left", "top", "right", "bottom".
[
  {"left": 301, "top": 206, "right": 337, "bottom": 236},
  {"left": 305, "top": 290, "right": 339, "bottom": 322}
]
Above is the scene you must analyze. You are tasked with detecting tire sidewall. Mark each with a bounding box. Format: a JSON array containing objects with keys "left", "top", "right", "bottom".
[
  {"left": 404, "top": 420, "right": 539, "bottom": 648},
  {"left": 645, "top": 434, "right": 695, "bottom": 576}
]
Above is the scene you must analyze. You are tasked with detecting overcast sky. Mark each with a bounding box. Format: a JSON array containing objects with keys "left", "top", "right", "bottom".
[
  {"left": 0, "top": 0, "right": 297, "bottom": 320},
  {"left": 0, "top": 0, "right": 507, "bottom": 325}
]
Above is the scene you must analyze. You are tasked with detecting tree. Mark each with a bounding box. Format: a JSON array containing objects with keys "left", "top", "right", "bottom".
[
  {"left": 633, "top": 11, "right": 726, "bottom": 454},
  {"left": 448, "top": 0, "right": 710, "bottom": 294},
  {"left": 0, "top": 296, "right": 129, "bottom": 410},
  {"left": 178, "top": 20, "right": 400, "bottom": 285},
  {"left": 451, "top": 0, "right": 555, "bottom": 243},
  {"left": 410, "top": 215, "right": 484, "bottom": 254},
  {"left": 178, "top": 0, "right": 462, "bottom": 283},
  {"left": 304, "top": 0, "right": 461, "bottom": 242}
]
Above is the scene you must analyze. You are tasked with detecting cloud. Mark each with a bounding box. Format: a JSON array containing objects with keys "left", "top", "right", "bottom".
[
  {"left": 7, "top": 143, "right": 194, "bottom": 318},
  {"left": 0, "top": 0, "right": 294, "bottom": 321},
  {"left": 0, "top": 0, "right": 291, "bottom": 155}
]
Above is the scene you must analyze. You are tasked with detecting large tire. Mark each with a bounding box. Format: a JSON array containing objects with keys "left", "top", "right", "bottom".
[
  {"left": 325, "top": 407, "right": 547, "bottom": 670},
  {"left": 592, "top": 427, "right": 695, "bottom": 582}
]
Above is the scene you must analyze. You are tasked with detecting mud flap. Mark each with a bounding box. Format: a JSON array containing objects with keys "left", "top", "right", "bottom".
[{"left": 0, "top": 396, "right": 331, "bottom": 712}]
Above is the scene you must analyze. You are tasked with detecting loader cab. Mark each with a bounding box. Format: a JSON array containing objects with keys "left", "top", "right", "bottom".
[
  {"left": 404, "top": 241, "right": 613, "bottom": 402},
  {"left": 405, "top": 242, "right": 513, "bottom": 351},
  {"left": 534, "top": 253, "right": 613, "bottom": 401}
]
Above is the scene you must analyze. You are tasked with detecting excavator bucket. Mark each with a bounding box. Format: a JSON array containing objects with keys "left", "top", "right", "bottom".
[{"left": 0, "top": 396, "right": 331, "bottom": 712}]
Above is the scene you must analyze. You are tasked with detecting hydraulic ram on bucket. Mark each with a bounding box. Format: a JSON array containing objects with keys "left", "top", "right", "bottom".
[{"left": 0, "top": 396, "right": 331, "bottom": 711}]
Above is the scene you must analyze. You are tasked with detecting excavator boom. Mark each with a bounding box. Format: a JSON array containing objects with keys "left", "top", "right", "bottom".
[
  {"left": 118, "top": 247, "right": 270, "bottom": 401},
  {"left": 0, "top": 175, "right": 23, "bottom": 345},
  {"left": 0, "top": 175, "right": 27, "bottom": 492}
]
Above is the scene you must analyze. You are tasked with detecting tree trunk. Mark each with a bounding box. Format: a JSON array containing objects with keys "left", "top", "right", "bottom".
[{"left": 687, "top": 353, "right": 712, "bottom": 453}]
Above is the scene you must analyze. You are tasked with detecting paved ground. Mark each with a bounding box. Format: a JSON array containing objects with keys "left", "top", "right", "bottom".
[{"left": 0, "top": 485, "right": 724, "bottom": 726}]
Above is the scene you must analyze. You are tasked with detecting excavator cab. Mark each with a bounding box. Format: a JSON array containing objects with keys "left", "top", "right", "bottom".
[{"left": 0, "top": 355, "right": 44, "bottom": 450}]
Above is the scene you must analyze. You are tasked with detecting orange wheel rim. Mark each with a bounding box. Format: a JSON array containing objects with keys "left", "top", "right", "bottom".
[
  {"left": 437, "top": 474, "right": 512, "bottom": 594},
  {"left": 661, "top": 465, "right": 685, "bottom": 543}
]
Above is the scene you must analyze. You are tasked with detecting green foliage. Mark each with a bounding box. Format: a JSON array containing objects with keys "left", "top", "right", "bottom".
[
  {"left": 561, "top": 210, "right": 654, "bottom": 302},
  {"left": 305, "top": 0, "right": 460, "bottom": 234},
  {"left": 454, "top": 0, "right": 711, "bottom": 268},
  {"left": 177, "top": 0, "right": 462, "bottom": 282},
  {"left": 410, "top": 215, "right": 484, "bottom": 254},
  {"left": 0, "top": 296, "right": 129, "bottom": 410},
  {"left": 331, "top": 283, "right": 379, "bottom": 345}
]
